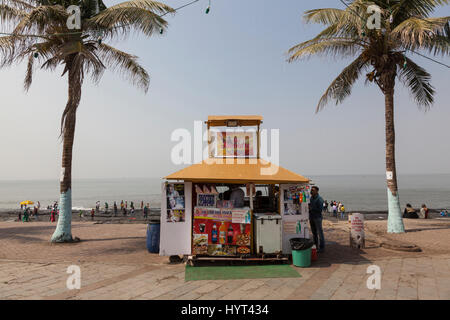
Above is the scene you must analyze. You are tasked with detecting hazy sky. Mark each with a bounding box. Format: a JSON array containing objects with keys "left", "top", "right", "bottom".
[{"left": 0, "top": 0, "right": 449, "bottom": 180}]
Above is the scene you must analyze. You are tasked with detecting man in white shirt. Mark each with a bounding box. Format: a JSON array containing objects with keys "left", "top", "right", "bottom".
[{"left": 230, "top": 186, "right": 245, "bottom": 208}]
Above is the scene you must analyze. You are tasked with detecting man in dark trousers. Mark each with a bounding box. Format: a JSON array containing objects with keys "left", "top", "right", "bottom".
[{"left": 309, "top": 186, "right": 325, "bottom": 253}]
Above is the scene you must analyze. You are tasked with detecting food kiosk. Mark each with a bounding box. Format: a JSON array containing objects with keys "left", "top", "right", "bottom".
[{"left": 160, "top": 116, "right": 311, "bottom": 263}]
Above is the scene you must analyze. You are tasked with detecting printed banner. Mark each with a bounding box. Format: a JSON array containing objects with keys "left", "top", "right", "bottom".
[
  {"left": 231, "top": 209, "right": 251, "bottom": 224},
  {"left": 166, "top": 183, "right": 185, "bottom": 222},
  {"left": 215, "top": 131, "right": 256, "bottom": 158},
  {"left": 350, "top": 213, "right": 365, "bottom": 248},
  {"left": 192, "top": 217, "right": 251, "bottom": 256}
]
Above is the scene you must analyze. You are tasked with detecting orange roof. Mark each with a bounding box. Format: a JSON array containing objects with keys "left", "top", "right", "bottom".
[
  {"left": 165, "top": 159, "right": 309, "bottom": 184},
  {"left": 206, "top": 115, "right": 263, "bottom": 127},
  {"left": 208, "top": 115, "right": 263, "bottom": 121}
]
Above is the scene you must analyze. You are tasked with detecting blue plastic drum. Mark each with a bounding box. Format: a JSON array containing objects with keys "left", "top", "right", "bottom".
[{"left": 146, "top": 223, "right": 160, "bottom": 253}]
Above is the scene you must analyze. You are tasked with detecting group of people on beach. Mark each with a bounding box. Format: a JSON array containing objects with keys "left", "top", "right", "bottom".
[
  {"left": 82, "top": 200, "right": 151, "bottom": 221},
  {"left": 322, "top": 200, "right": 346, "bottom": 219},
  {"left": 18, "top": 201, "right": 59, "bottom": 222},
  {"left": 402, "top": 203, "right": 434, "bottom": 219}
]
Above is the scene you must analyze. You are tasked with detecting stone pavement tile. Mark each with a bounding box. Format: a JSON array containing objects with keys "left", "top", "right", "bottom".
[
  {"left": 330, "top": 262, "right": 374, "bottom": 300},
  {"left": 191, "top": 280, "right": 228, "bottom": 295},
  {"left": 197, "top": 280, "right": 252, "bottom": 300},
  {"left": 286, "top": 264, "right": 338, "bottom": 300},
  {"left": 156, "top": 281, "right": 209, "bottom": 300},
  {"left": 374, "top": 258, "right": 402, "bottom": 300},
  {"left": 310, "top": 263, "right": 356, "bottom": 300},
  {"left": 435, "top": 277, "right": 450, "bottom": 300},
  {"left": 352, "top": 260, "right": 390, "bottom": 300},
  {"left": 417, "top": 278, "right": 439, "bottom": 300},
  {"left": 431, "top": 257, "right": 450, "bottom": 278},
  {"left": 138, "top": 276, "right": 188, "bottom": 299},
  {"left": 262, "top": 278, "right": 303, "bottom": 300},
  {"left": 220, "top": 279, "right": 267, "bottom": 300},
  {"left": 396, "top": 258, "right": 418, "bottom": 300}
]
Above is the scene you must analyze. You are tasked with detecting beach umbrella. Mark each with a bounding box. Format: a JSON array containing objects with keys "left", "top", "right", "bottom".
[{"left": 20, "top": 200, "right": 34, "bottom": 205}]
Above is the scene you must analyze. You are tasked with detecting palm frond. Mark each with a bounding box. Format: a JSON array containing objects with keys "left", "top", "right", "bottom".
[
  {"left": 13, "top": 4, "right": 67, "bottom": 35},
  {"left": 96, "top": 42, "right": 149, "bottom": 92},
  {"left": 304, "top": 8, "right": 348, "bottom": 25},
  {"left": 392, "top": 0, "right": 449, "bottom": 19},
  {"left": 85, "top": 0, "right": 174, "bottom": 39},
  {"left": 2, "top": 0, "right": 36, "bottom": 10},
  {"left": 396, "top": 53, "right": 435, "bottom": 108},
  {"left": 288, "top": 38, "right": 361, "bottom": 62},
  {"left": 316, "top": 54, "right": 369, "bottom": 112},
  {"left": 392, "top": 16, "right": 450, "bottom": 53},
  {"left": 0, "top": 4, "right": 28, "bottom": 23}
]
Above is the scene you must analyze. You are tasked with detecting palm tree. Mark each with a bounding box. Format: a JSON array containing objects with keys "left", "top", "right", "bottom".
[
  {"left": 0, "top": 0, "right": 174, "bottom": 242},
  {"left": 288, "top": 0, "right": 449, "bottom": 233}
]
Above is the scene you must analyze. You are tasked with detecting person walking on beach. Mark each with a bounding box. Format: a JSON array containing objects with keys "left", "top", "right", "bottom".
[
  {"left": 131, "top": 201, "right": 135, "bottom": 210},
  {"left": 120, "top": 200, "right": 124, "bottom": 210},
  {"left": 91, "top": 208, "right": 95, "bottom": 221},
  {"left": 309, "top": 186, "right": 325, "bottom": 253},
  {"left": 332, "top": 203, "right": 337, "bottom": 218},
  {"left": 113, "top": 201, "right": 118, "bottom": 216},
  {"left": 18, "top": 210, "right": 22, "bottom": 222},
  {"left": 79, "top": 210, "right": 83, "bottom": 220},
  {"left": 340, "top": 204, "right": 345, "bottom": 219},
  {"left": 34, "top": 206, "right": 39, "bottom": 221},
  {"left": 104, "top": 202, "right": 109, "bottom": 214},
  {"left": 323, "top": 200, "right": 328, "bottom": 214},
  {"left": 419, "top": 204, "right": 429, "bottom": 219},
  {"left": 50, "top": 209, "right": 56, "bottom": 222},
  {"left": 143, "top": 205, "right": 148, "bottom": 219},
  {"left": 125, "top": 201, "right": 128, "bottom": 209},
  {"left": 23, "top": 208, "right": 29, "bottom": 222}
]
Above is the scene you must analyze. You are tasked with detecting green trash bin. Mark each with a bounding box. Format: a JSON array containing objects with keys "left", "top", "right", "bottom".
[{"left": 292, "top": 247, "right": 311, "bottom": 267}]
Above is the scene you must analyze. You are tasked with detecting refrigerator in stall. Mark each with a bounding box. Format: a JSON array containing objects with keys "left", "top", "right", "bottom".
[{"left": 254, "top": 213, "right": 282, "bottom": 254}]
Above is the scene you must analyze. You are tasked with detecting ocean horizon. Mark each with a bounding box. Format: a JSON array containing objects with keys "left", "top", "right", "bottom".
[{"left": 1, "top": 173, "right": 449, "bottom": 211}]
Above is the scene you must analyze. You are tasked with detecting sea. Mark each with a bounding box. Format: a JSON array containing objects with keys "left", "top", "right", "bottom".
[{"left": 0, "top": 174, "right": 449, "bottom": 212}]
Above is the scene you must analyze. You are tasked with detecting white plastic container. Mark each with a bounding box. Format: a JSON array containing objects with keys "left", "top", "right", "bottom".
[{"left": 254, "top": 213, "right": 282, "bottom": 254}]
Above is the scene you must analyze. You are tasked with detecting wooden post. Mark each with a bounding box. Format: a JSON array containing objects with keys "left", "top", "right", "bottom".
[
  {"left": 207, "top": 122, "right": 211, "bottom": 158},
  {"left": 257, "top": 124, "right": 260, "bottom": 159}
]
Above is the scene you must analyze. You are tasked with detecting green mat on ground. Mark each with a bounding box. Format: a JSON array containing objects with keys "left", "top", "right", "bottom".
[{"left": 185, "top": 264, "right": 301, "bottom": 281}]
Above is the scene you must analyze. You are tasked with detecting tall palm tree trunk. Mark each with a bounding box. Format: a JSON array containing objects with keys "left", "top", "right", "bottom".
[
  {"left": 385, "top": 85, "right": 405, "bottom": 233},
  {"left": 51, "top": 65, "right": 82, "bottom": 242}
]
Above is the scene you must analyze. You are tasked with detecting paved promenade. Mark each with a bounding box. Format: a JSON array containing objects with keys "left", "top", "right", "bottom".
[{"left": 0, "top": 220, "right": 449, "bottom": 300}]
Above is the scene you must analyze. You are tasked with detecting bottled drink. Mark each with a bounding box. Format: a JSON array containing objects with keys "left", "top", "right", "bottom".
[
  {"left": 227, "top": 224, "right": 234, "bottom": 244},
  {"left": 211, "top": 223, "right": 218, "bottom": 244},
  {"left": 296, "top": 221, "right": 301, "bottom": 234},
  {"left": 219, "top": 222, "right": 226, "bottom": 245}
]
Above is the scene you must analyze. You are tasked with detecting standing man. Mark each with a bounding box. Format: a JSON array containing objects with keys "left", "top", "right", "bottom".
[
  {"left": 113, "top": 201, "right": 118, "bottom": 216},
  {"left": 104, "top": 202, "right": 109, "bottom": 214},
  {"left": 309, "top": 186, "right": 325, "bottom": 253}
]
